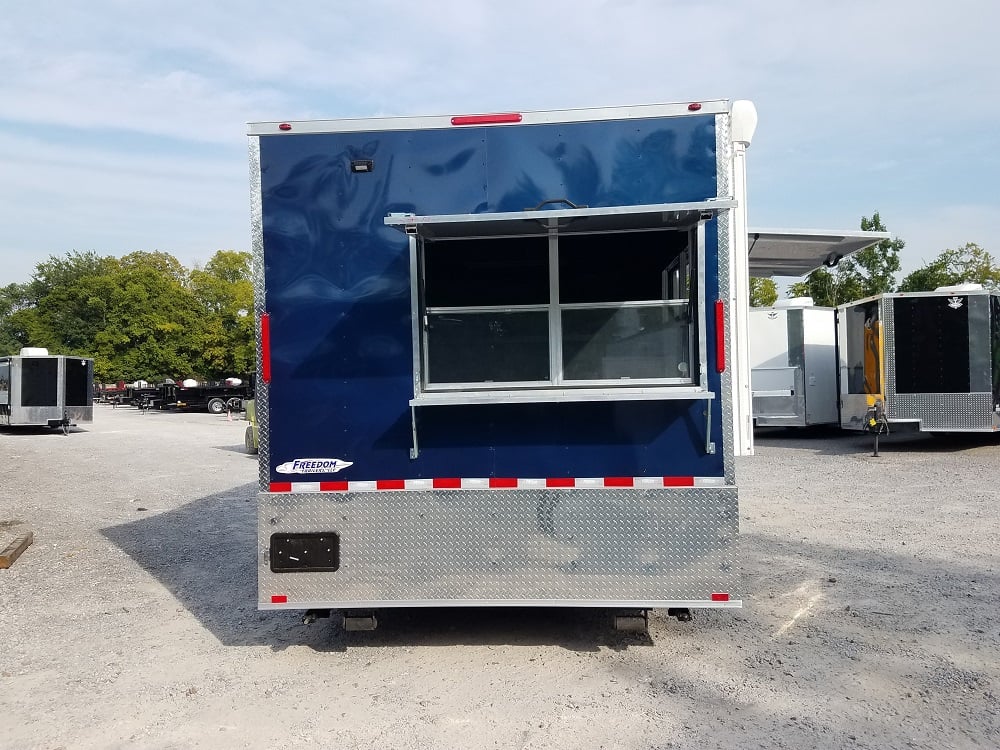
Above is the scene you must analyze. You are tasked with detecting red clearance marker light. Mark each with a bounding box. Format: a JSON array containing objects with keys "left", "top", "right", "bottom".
[
  {"left": 688, "top": 103, "right": 702, "bottom": 111},
  {"left": 451, "top": 113, "right": 523, "bottom": 126},
  {"left": 711, "top": 592, "right": 730, "bottom": 602},
  {"left": 271, "top": 595, "right": 288, "bottom": 604},
  {"left": 278, "top": 123, "right": 292, "bottom": 131}
]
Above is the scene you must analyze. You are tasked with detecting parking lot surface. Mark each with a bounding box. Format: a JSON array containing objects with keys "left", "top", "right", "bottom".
[{"left": 1, "top": 408, "right": 998, "bottom": 749}]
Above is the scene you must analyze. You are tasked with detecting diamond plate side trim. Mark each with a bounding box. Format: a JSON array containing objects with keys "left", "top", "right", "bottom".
[
  {"left": 715, "top": 112, "right": 735, "bottom": 484},
  {"left": 258, "top": 488, "right": 740, "bottom": 606},
  {"left": 889, "top": 392, "right": 994, "bottom": 430},
  {"left": 249, "top": 136, "right": 269, "bottom": 491}
]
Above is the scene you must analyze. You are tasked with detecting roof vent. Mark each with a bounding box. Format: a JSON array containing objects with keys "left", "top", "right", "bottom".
[{"left": 19, "top": 347, "right": 49, "bottom": 356}]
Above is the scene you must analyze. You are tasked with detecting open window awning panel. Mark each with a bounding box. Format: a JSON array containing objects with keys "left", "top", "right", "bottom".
[
  {"left": 385, "top": 200, "right": 737, "bottom": 239},
  {"left": 747, "top": 228, "right": 890, "bottom": 277}
]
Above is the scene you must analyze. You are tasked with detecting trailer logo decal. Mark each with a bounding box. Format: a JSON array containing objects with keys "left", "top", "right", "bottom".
[
  {"left": 277, "top": 458, "right": 354, "bottom": 474},
  {"left": 947, "top": 296, "right": 964, "bottom": 309}
]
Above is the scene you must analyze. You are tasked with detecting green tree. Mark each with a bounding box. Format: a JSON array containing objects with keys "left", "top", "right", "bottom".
[
  {"left": 0, "top": 282, "right": 33, "bottom": 354},
  {"left": 189, "top": 250, "right": 255, "bottom": 378},
  {"left": 898, "top": 242, "right": 1000, "bottom": 292},
  {"left": 749, "top": 277, "right": 778, "bottom": 307},
  {"left": 92, "top": 250, "right": 205, "bottom": 382},
  {"left": 834, "top": 212, "right": 902, "bottom": 299},
  {"left": 788, "top": 267, "right": 838, "bottom": 307}
]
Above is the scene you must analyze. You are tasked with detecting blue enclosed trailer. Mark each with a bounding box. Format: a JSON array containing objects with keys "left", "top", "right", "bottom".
[{"left": 248, "top": 100, "right": 758, "bottom": 629}]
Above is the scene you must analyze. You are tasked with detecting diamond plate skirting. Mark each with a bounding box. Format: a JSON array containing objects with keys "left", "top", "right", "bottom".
[
  {"left": 259, "top": 487, "right": 740, "bottom": 607},
  {"left": 888, "top": 392, "right": 995, "bottom": 430}
]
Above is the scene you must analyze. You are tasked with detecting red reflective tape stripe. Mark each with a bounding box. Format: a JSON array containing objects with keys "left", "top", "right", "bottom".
[
  {"left": 377, "top": 479, "right": 405, "bottom": 490},
  {"left": 269, "top": 482, "right": 292, "bottom": 492},
  {"left": 271, "top": 595, "right": 288, "bottom": 604},
  {"left": 451, "top": 113, "right": 522, "bottom": 126},
  {"left": 604, "top": 477, "right": 634, "bottom": 487},
  {"left": 546, "top": 477, "right": 575, "bottom": 488},
  {"left": 711, "top": 592, "right": 730, "bottom": 602},
  {"left": 433, "top": 478, "right": 462, "bottom": 489},
  {"left": 715, "top": 300, "right": 726, "bottom": 373},
  {"left": 320, "top": 481, "right": 349, "bottom": 491},
  {"left": 260, "top": 313, "right": 272, "bottom": 383},
  {"left": 663, "top": 476, "right": 695, "bottom": 487},
  {"left": 489, "top": 477, "right": 518, "bottom": 488}
]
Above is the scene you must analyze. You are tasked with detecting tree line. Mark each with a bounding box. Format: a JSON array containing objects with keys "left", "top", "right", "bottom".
[
  {"left": 750, "top": 211, "right": 1000, "bottom": 307},
  {"left": 0, "top": 250, "right": 254, "bottom": 383}
]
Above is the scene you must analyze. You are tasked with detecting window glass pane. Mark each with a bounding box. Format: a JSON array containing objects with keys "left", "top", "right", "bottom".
[
  {"left": 427, "top": 311, "right": 549, "bottom": 384},
  {"left": 562, "top": 305, "right": 691, "bottom": 381},
  {"left": 559, "top": 231, "right": 688, "bottom": 303},
  {"left": 424, "top": 236, "right": 549, "bottom": 307}
]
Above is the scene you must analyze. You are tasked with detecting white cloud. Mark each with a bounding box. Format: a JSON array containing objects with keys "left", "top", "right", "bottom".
[{"left": 0, "top": 0, "right": 998, "bottom": 284}]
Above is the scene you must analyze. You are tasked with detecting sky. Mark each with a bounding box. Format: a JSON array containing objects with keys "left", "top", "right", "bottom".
[{"left": 1, "top": 0, "right": 998, "bottom": 288}]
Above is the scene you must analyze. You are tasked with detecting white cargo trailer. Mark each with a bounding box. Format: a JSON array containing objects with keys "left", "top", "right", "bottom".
[
  {"left": 0, "top": 349, "right": 93, "bottom": 432},
  {"left": 749, "top": 300, "right": 838, "bottom": 427}
]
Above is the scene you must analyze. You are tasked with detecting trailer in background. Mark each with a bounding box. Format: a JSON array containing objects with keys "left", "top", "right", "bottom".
[
  {"left": 749, "top": 299, "right": 838, "bottom": 427},
  {"left": 741, "top": 228, "right": 890, "bottom": 441},
  {"left": 0, "top": 348, "right": 93, "bottom": 432},
  {"left": 158, "top": 378, "right": 252, "bottom": 414},
  {"left": 839, "top": 286, "right": 1000, "bottom": 433}
]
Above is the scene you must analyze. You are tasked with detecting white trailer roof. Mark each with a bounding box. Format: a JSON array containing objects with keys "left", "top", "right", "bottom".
[{"left": 747, "top": 228, "right": 890, "bottom": 277}]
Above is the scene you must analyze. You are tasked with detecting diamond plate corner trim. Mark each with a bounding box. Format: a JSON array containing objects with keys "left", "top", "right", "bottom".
[
  {"left": 258, "top": 487, "right": 741, "bottom": 606},
  {"left": 249, "top": 136, "right": 269, "bottom": 490},
  {"left": 882, "top": 296, "right": 896, "bottom": 405},
  {"left": 715, "top": 113, "right": 732, "bottom": 199}
]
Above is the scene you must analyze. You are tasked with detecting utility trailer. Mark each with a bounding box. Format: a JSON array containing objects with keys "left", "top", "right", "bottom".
[
  {"left": 749, "top": 299, "right": 838, "bottom": 427},
  {"left": 248, "top": 100, "right": 761, "bottom": 630},
  {"left": 839, "top": 286, "right": 1000, "bottom": 433},
  {"left": 0, "top": 348, "right": 93, "bottom": 432},
  {"left": 159, "top": 379, "right": 252, "bottom": 414}
]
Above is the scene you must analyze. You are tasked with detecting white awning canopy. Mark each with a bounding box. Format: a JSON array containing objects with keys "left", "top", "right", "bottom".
[{"left": 747, "top": 228, "right": 890, "bottom": 277}]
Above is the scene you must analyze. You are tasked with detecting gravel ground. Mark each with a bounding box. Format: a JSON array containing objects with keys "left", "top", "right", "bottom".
[{"left": 1, "top": 406, "right": 998, "bottom": 749}]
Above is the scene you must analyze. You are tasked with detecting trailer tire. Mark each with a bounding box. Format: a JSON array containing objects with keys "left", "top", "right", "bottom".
[{"left": 207, "top": 398, "right": 226, "bottom": 415}]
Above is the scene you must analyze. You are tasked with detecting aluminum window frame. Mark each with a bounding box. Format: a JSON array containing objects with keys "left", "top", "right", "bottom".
[{"left": 393, "top": 202, "right": 726, "bottom": 406}]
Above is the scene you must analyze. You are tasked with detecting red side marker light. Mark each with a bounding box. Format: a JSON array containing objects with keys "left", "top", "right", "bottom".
[
  {"left": 260, "top": 313, "right": 271, "bottom": 383},
  {"left": 271, "top": 595, "right": 288, "bottom": 604},
  {"left": 688, "top": 103, "right": 702, "bottom": 112},
  {"left": 278, "top": 123, "right": 292, "bottom": 131},
  {"left": 715, "top": 300, "right": 726, "bottom": 373},
  {"left": 711, "top": 592, "right": 730, "bottom": 602},
  {"left": 451, "top": 113, "right": 523, "bottom": 126}
]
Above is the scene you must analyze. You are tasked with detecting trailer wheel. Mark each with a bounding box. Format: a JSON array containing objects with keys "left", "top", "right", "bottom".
[
  {"left": 226, "top": 397, "right": 243, "bottom": 412},
  {"left": 207, "top": 398, "right": 226, "bottom": 415}
]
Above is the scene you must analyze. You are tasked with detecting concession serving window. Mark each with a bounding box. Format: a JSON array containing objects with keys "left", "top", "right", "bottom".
[{"left": 386, "top": 201, "right": 733, "bottom": 457}]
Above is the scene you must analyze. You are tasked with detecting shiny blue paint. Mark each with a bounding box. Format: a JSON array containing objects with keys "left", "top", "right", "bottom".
[{"left": 258, "top": 115, "right": 725, "bottom": 482}]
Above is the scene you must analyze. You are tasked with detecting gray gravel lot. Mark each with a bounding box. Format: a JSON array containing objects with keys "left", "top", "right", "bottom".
[{"left": 1, "top": 406, "right": 998, "bottom": 749}]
